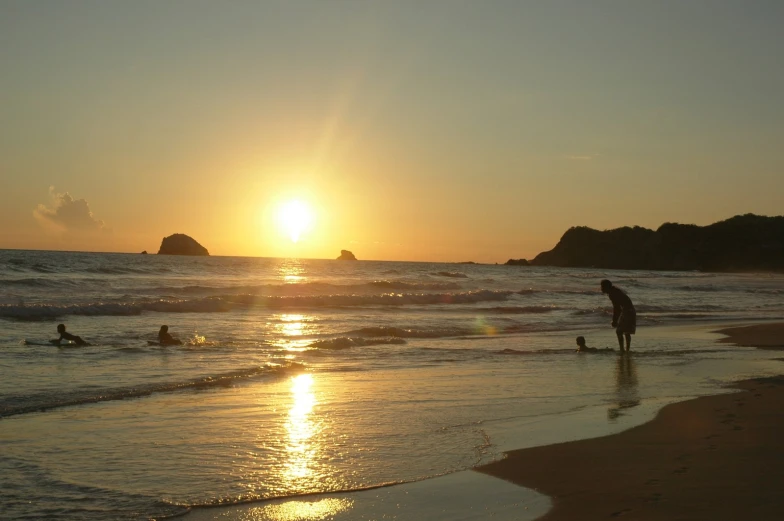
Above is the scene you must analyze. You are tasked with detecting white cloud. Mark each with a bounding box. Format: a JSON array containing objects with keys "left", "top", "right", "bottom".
[{"left": 33, "top": 187, "right": 108, "bottom": 233}]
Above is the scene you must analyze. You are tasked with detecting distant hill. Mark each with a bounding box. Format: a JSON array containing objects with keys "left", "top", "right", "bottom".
[
  {"left": 157, "top": 234, "right": 209, "bottom": 256},
  {"left": 529, "top": 214, "right": 784, "bottom": 272}
]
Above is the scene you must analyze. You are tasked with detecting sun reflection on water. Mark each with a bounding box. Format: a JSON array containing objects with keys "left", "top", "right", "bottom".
[
  {"left": 273, "top": 314, "right": 314, "bottom": 352},
  {"left": 277, "top": 260, "right": 306, "bottom": 284}
]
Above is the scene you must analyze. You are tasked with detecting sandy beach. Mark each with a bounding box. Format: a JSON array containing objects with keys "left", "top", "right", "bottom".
[{"left": 478, "top": 322, "right": 784, "bottom": 521}]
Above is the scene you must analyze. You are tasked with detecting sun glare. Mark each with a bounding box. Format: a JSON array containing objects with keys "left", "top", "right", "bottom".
[{"left": 277, "top": 200, "right": 313, "bottom": 243}]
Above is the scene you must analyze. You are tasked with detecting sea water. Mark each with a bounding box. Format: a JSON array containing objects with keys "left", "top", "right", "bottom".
[{"left": 1, "top": 250, "right": 783, "bottom": 520}]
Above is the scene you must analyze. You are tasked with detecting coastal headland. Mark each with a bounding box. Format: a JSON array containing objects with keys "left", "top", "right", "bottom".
[
  {"left": 510, "top": 213, "right": 784, "bottom": 271},
  {"left": 477, "top": 322, "right": 784, "bottom": 521}
]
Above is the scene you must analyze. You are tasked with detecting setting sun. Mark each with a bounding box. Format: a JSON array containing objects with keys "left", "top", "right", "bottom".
[{"left": 276, "top": 200, "right": 313, "bottom": 243}]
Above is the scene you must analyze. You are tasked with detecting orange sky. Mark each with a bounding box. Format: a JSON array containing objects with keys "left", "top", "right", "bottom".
[{"left": 2, "top": 2, "right": 783, "bottom": 262}]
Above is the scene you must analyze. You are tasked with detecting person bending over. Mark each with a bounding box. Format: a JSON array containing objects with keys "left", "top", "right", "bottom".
[{"left": 600, "top": 279, "right": 636, "bottom": 352}]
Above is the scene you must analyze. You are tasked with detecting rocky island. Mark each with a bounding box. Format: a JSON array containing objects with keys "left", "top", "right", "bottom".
[
  {"left": 157, "top": 234, "right": 210, "bottom": 256},
  {"left": 524, "top": 214, "right": 784, "bottom": 272},
  {"left": 337, "top": 250, "right": 357, "bottom": 261}
]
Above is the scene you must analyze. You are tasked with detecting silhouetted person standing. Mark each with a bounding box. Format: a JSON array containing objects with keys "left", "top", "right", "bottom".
[{"left": 600, "top": 279, "right": 636, "bottom": 352}]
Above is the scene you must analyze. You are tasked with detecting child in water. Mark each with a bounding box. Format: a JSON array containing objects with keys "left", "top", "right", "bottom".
[
  {"left": 55, "top": 324, "right": 88, "bottom": 346},
  {"left": 158, "top": 325, "right": 182, "bottom": 346},
  {"left": 575, "top": 336, "right": 613, "bottom": 353},
  {"left": 575, "top": 336, "right": 597, "bottom": 352}
]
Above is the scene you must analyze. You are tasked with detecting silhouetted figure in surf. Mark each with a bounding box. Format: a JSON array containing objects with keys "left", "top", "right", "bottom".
[
  {"left": 55, "top": 324, "right": 88, "bottom": 346},
  {"left": 575, "top": 336, "right": 613, "bottom": 353},
  {"left": 575, "top": 336, "right": 598, "bottom": 352},
  {"left": 600, "top": 279, "right": 636, "bottom": 352},
  {"left": 158, "top": 325, "right": 182, "bottom": 346}
]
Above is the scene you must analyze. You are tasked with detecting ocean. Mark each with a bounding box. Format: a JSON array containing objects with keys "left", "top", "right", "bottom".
[{"left": 1, "top": 250, "right": 783, "bottom": 520}]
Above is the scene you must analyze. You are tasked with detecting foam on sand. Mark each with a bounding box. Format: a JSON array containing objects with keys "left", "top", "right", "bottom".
[{"left": 182, "top": 471, "right": 550, "bottom": 521}]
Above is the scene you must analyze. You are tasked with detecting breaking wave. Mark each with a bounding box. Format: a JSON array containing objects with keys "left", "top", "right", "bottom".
[
  {"left": 141, "top": 279, "right": 463, "bottom": 296},
  {"left": 307, "top": 337, "right": 407, "bottom": 350},
  {"left": 345, "top": 326, "right": 471, "bottom": 338},
  {"left": 0, "top": 290, "right": 515, "bottom": 319},
  {"left": 368, "top": 280, "right": 461, "bottom": 290},
  {"left": 484, "top": 306, "right": 563, "bottom": 314},
  {"left": 0, "top": 362, "right": 304, "bottom": 418},
  {"left": 432, "top": 271, "right": 468, "bottom": 278}
]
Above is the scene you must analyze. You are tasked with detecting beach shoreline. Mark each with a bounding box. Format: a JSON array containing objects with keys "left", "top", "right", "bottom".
[
  {"left": 173, "top": 321, "right": 783, "bottom": 521},
  {"left": 477, "top": 322, "right": 784, "bottom": 521}
]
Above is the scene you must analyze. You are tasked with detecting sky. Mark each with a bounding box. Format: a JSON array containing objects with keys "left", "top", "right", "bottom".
[{"left": 1, "top": 0, "right": 783, "bottom": 262}]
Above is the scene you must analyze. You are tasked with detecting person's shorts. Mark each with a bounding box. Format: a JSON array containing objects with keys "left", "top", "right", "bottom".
[{"left": 616, "top": 308, "right": 636, "bottom": 334}]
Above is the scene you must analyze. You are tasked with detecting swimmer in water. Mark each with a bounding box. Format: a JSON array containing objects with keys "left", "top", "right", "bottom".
[
  {"left": 55, "top": 324, "right": 88, "bottom": 346},
  {"left": 158, "top": 325, "right": 183, "bottom": 346}
]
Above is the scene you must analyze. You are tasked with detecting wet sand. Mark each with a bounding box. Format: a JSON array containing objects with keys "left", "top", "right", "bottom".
[
  {"left": 714, "top": 322, "right": 784, "bottom": 349},
  {"left": 477, "top": 322, "right": 784, "bottom": 521}
]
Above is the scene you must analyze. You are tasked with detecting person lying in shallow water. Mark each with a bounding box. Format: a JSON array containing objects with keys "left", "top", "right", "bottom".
[
  {"left": 55, "top": 323, "right": 89, "bottom": 346},
  {"left": 158, "top": 325, "right": 183, "bottom": 346},
  {"left": 576, "top": 336, "right": 613, "bottom": 353}
]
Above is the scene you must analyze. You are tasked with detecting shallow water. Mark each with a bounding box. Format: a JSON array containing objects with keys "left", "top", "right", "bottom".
[{"left": 1, "top": 250, "right": 783, "bottom": 519}]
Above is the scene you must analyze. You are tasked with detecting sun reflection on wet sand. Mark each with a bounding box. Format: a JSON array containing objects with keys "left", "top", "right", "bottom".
[
  {"left": 283, "top": 374, "right": 319, "bottom": 489},
  {"left": 221, "top": 498, "right": 353, "bottom": 521}
]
